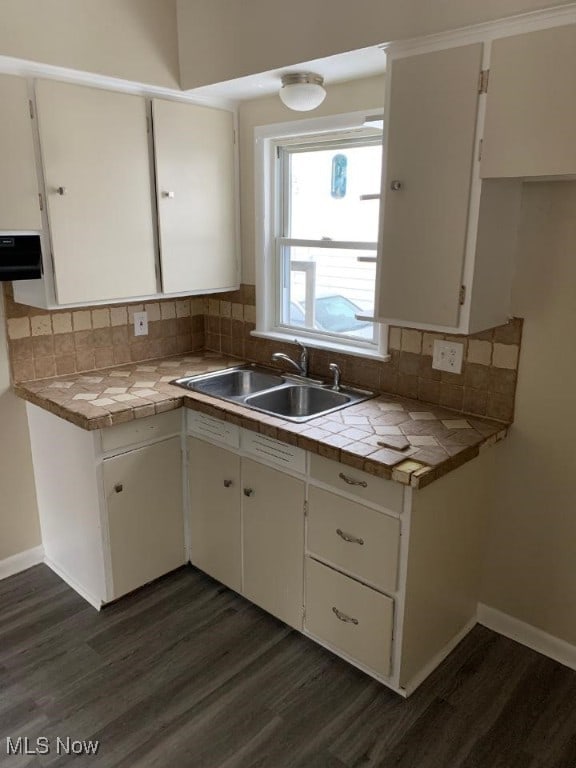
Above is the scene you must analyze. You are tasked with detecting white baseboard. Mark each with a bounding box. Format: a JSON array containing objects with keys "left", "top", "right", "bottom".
[
  {"left": 478, "top": 603, "right": 576, "bottom": 672},
  {"left": 0, "top": 545, "right": 44, "bottom": 580}
]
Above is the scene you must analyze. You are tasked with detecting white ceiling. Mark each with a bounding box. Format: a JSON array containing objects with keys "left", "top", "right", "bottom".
[{"left": 186, "top": 44, "right": 387, "bottom": 104}]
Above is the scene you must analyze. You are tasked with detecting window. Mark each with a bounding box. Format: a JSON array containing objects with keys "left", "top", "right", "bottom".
[{"left": 254, "top": 112, "right": 388, "bottom": 359}]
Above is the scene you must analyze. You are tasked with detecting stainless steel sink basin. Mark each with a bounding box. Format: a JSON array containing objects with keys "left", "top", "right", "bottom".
[
  {"left": 172, "top": 364, "right": 373, "bottom": 422},
  {"left": 173, "top": 367, "right": 284, "bottom": 398},
  {"left": 245, "top": 385, "right": 350, "bottom": 420}
]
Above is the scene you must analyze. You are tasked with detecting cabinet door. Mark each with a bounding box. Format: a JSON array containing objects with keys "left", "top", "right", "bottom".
[
  {"left": 481, "top": 25, "right": 576, "bottom": 178},
  {"left": 377, "top": 44, "right": 482, "bottom": 327},
  {"left": 0, "top": 74, "right": 41, "bottom": 231},
  {"left": 242, "top": 458, "right": 305, "bottom": 629},
  {"left": 103, "top": 437, "right": 184, "bottom": 600},
  {"left": 188, "top": 437, "right": 241, "bottom": 592},
  {"left": 152, "top": 99, "right": 237, "bottom": 294},
  {"left": 35, "top": 80, "right": 157, "bottom": 305}
]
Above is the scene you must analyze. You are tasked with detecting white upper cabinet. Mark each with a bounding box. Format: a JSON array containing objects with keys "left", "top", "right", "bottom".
[
  {"left": 0, "top": 74, "right": 41, "bottom": 231},
  {"left": 152, "top": 99, "right": 237, "bottom": 294},
  {"left": 377, "top": 44, "right": 482, "bottom": 329},
  {"left": 35, "top": 80, "right": 158, "bottom": 305},
  {"left": 376, "top": 42, "right": 523, "bottom": 334},
  {"left": 481, "top": 24, "right": 576, "bottom": 179}
]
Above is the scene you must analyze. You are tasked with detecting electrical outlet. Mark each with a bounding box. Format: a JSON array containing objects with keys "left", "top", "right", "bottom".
[
  {"left": 133, "top": 311, "right": 148, "bottom": 337},
  {"left": 432, "top": 340, "right": 464, "bottom": 374}
]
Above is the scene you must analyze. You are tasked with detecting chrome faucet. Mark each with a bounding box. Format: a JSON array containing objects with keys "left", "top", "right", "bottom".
[
  {"left": 329, "top": 363, "right": 341, "bottom": 391},
  {"left": 272, "top": 339, "right": 309, "bottom": 377}
]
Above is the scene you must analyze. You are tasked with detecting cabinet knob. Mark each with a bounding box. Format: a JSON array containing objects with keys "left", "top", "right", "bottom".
[
  {"left": 114, "top": 483, "right": 123, "bottom": 493},
  {"left": 56, "top": 186, "right": 67, "bottom": 196},
  {"left": 223, "top": 479, "right": 233, "bottom": 488},
  {"left": 161, "top": 190, "right": 175, "bottom": 199},
  {"left": 243, "top": 488, "right": 255, "bottom": 497},
  {"left": 390, "top": 180, "right": 402, "bottom": 191}
]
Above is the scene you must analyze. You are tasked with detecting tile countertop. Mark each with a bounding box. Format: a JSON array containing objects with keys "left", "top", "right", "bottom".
[{"left": 14, "top": 352, "right": 509, "bottom": 490}]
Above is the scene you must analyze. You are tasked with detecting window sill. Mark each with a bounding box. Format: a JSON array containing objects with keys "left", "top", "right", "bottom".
[{"left": 250, "top": 329, "right": 391, "bottom": 362}]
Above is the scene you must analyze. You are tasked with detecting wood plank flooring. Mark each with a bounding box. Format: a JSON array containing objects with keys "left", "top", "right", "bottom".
[{"left": 1, "top": 564, "right": 576, "bottom": 767}]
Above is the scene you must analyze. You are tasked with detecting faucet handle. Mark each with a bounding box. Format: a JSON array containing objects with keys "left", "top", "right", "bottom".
[
  {"left": 329, "top": 362, "right": 341, "bottom": 391},
  {"left": 294, "top": 339, "right": 308, "bottom": 376}
]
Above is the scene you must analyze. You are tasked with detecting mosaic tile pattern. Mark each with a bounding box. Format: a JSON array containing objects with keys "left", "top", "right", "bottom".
[{"left": 14, "top": 352, "right": 507, "bottom": 489}]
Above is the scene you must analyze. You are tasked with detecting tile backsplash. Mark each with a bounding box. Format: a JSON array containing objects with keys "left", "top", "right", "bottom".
[
  {"left": 3, "top": 282, "right": 522, "bottom": 422},
  {"left": 2, "top": 284, "right": 204, "bottom": 382},
  {"left": 203, "top": 284, "right": 523, "bottom": 423}
]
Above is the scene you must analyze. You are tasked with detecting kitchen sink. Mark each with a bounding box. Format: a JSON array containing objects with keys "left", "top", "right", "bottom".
[
  {"left": 172, "top": 364, "right": 373, "bottom": 422},
  {"left": 245, "top": 385, "right": 350, "bottom": 420},
  {"left": 173, "top": 367, "right": 284, "bottom": 398}
]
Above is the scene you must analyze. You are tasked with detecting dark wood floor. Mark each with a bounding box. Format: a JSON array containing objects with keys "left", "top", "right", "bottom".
[{"left": 1, "top": 565, "right": 576, "bottom": 768}]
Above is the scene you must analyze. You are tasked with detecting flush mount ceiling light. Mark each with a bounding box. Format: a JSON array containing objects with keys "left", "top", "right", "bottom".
[{"left": 279, "top": 72, "right": 326, "bottom": 112}]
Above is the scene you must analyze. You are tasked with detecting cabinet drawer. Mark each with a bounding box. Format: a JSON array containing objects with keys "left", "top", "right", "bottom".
[
  {"left": 101, "top": 410, "right": 181, "bottom": 453},
  {"left": 309, "top": 454, "right": 403, "bottom": 512},
  {"left": 187, "top": 410, "right": 240, "bottom": 449},
  {"left": 307, "top": 487, "right": 400, "bottom": 593},
  {"left": 305, "top": 558, "right": 393, "bottom": 678}
]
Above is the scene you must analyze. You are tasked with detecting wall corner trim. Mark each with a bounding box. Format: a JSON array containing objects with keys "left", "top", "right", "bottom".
[
  {"left": 0, "top": 545, "right": 44, "bottom": 581},
  {"left": 478, "top": 603, "right": 576, "bottom": 672}
]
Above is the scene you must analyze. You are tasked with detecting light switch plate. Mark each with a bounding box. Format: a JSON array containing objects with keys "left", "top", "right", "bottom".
[
  {"left": 133, "top": 311, "right": 148, "bottom": 336},
  {"left": 432, "top": 340, "right": 464, "bottom": 374}
]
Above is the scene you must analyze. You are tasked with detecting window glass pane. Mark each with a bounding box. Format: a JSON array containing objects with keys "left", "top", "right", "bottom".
[
  {"left": 280, "top": 246, "right": 376, "bottom": 343},
  {"left": 286, "top": 143, "right": 382, "bottom": 242}
]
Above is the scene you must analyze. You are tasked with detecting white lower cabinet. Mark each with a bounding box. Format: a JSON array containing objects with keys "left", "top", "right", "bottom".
[
  {"left": 26, "top": 404, "right": 185, "bottom": 607},
  {"left": 103, "top": 437, "right": 184, "bottom": 600},
  {"left": 187, "top": 435, "right": 305, "bottom": 630},
  {"left": 242, "top": 458, "right": 305, "bottom": 629},
  {"left": 187, "top": 414, "right": 491, "bottom": 697},
  {"left": 188, "top": 438, "right": 242, "bottom": 593}
]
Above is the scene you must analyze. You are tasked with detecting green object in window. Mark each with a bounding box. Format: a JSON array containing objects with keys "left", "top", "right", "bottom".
[{"left": 331, "top": 154, "right": 347, "bottom": 199}]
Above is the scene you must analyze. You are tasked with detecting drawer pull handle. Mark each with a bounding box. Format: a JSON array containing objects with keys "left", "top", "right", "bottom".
[
  {"left": 338, "top": 472, "right": 367, "bottom": 488},
  {"left": 223, "top": 479, "right": 233, "bottom": 488},
  {"left": 332, "top": 606, "right": 359, "bottom": 625},
  {"left": 336, "top": 528, "right": 364, "bottom": 546}
]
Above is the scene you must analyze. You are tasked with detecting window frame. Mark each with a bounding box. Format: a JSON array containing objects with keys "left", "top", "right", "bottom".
[{"left": 253, "top": 110, "right": 389, "bottom": 361}]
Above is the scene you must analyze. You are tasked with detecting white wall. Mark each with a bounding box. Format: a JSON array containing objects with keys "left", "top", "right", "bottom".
[
  {"left": 238, "top": 75, "right": 386, "bottom": 284},
  {"left": 481, "top": 181, "right": 576, "bottom": 644},
  {"left": 0, "top": 0, "right": 180, "bottom": 88},
  {"left": 0, "top": 292, "right": 40, "bottom": 561},
  {"left": 177, "top": 0, "right": 574, "bottom": 88}
]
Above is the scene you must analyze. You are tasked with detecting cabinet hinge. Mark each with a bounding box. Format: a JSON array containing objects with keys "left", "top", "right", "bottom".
[
  {"left": 478, "top": 138, "right": 483, "bottom": 162},
  {"left": 38, "top": 192, "right": 43, "bottom": 212},
  {"left": 459, "top": 285, "right": 466, "bottom": 306},
  {"left": 28, "top": 99, "right": 34, "bottom": 119},
  {"left": 478, "top": 69, "right": 490, "bottom": 94},
  {"left": 304, "top": 500, "right": 309, "bottom": 517}
]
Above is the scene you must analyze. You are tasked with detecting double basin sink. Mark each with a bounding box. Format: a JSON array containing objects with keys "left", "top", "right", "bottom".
[{"left": 172, "top": 364, "right": 373, "bottom": 423}]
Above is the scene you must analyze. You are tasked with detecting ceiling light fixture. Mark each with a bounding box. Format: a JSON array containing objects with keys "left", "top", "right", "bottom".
[{"left": 279, "top": 72, "right": 326, "bottom": 112}]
